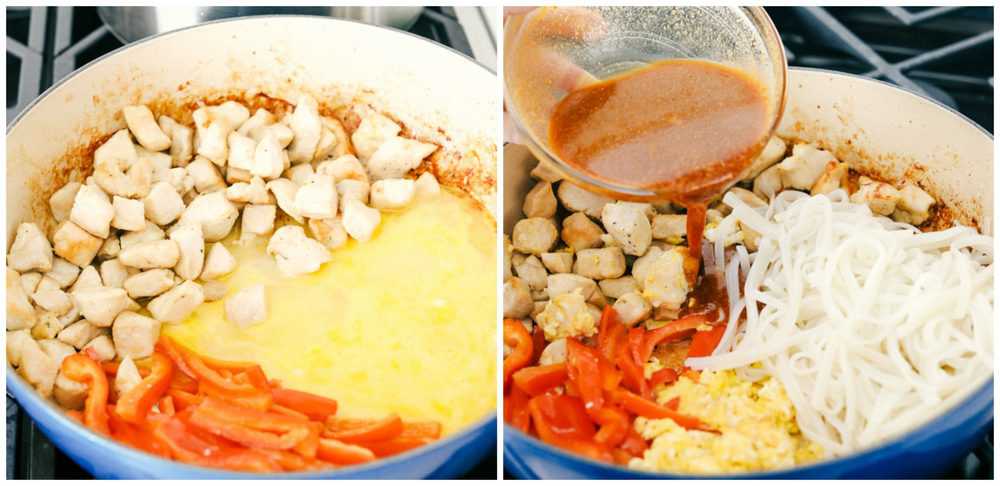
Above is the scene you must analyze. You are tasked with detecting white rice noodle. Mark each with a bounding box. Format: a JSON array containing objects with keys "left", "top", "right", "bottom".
[{"left": 686, "top": 188, "right": 994, "bottom": 457}]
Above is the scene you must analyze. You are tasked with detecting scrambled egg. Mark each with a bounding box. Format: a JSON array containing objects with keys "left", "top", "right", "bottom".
[
  {"left": 536, "top": 290, "right": 597, "bottom": 341},
  {"left": 165, "top": 190, "right": 496, "bottom": 435},
  {"left": 630, "top": 370, "right": 822, "bottom": 474}
]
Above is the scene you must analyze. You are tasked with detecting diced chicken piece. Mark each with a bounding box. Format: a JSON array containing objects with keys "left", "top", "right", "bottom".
[
  {"left": 512, "top": 218, "right": 558, "bottom": 255},
  {"left": 32, "top": 282, "right": 72, "bottom": 314},
  {"left": 162, "top": 167, "right": 195, "bottom": 196},
  {"left": 295, "top": 174, "right": 339, "bottom": 219},
  {"left": 307, "top": 218, "right": 348, "bottom": 250},
  {"left": 114, "top": 356, "right": 142, "bottom": 397},
  {"left": 371, "top": 178, "right": 415, "bottom": 211},
  {"left": 226, "top": 166, "right": 252, "bottom": 184},
  {"left": 532, "top": 289, "right": 549, "bottom": 302},
  {"left": 178, "top": 191, "right": 239, "bottom": 241},
  {"left": 503, "top": 277, "right": 533, "bottom": 319},
  {"left": 70, "top": 266, "right": 102, "bottom": 293},
  {"left": 205, "top": 101, "right": 250, "bottom": 131},
  {"left": 143, "top": 181, "right": 185, "bottom": 226},
  {"left": 631, "top": 247, "right": 664, "bottom": 291},
  {"left": 850, "top": 176, "right": 901, "bottom": 216},
  {"left": 285, "top": 162, "right": 315, "bottom": 186},
  {"left": 313, "top": 126, "right": 337, "bottom": 162},
  {"left": 82, "top": 334, "right": 116, "bottom": 362},
  {"left": 414, "top": 172, "right": 440, "bottom": 200},
  {"left": 158, "top": 115, "right": 194, "bottom": 166},
  {"left": 8, "top": 269, "right": 37, "bottom": 331},
  {"left": 9, "top": 222, "right": 54, "bottom": 272},
  {"left": 186, "top": 156, "right": 227, "bottom": 193},
  {"left": 98, "top": 259, "right": 128, "bottom": 289},
  {"left": 110, "top": 196, "right": 145, "bottom": 232},
  {"left": 123, "top": 105, "right": 171, "bottom": 151},
  {"left": 52, "top": 221, "right": 102, "bottom": 267},
  {"left": 641, "top": 248, "right": 691, "bottom": 310},
  {"left": 351, "top": 111, "right": 402, "bottom": 161},
  {"left": 538, "top": 338, "right": 567, "bottom": 366},
  {"left": 557, "top": 181, "right": 612, "bottom": 219},
  {"left": 316, "top": 154, "right": 368, "bottom": 183},
  {"left": 97, "top": 239, "right": 121, "bottom": 263},
  {"left": 613, "top": 292, "right": 651, "bottom": 326},
  {"left": 92, "top": 129, "right": 138, "bottom": 196},
  {"left": 170, "top": 224, "right": 205, "bottom": 280},
  {"left": 112, "top": 311, "right": 161, "bottom": 359},
  {"left": 34, "top": 274, "right": 60, "bottom": 294},
  {"left": 49, "top": 182, "right": 82, "bottom": 223},
  {"left": 367, "top": 137, "right": 438, "bottom": 181},
  {"left": 118, "top": 239, "right": 179, "bottom": 269},
  {"left": 194, "top": 119, "right": 229, "bottom": 166},
  {"left": 540, "top": 252, "right": 573, "bottom": 274},
  {"left": 546, "top": 273, "right": 597, "bottom": 300},
  {"left": 72, "top": 287, "right": 129, "bottom": 327},
  {"left": 573, "top": 247, "right": 626, "bottom": 279},
  {"left": 536, "top": 290, "right": 597, "bottom": 341},
  {"left": 202, "top": 280, "right": 227, "bottom": 302},
  {"left": 753, "top": 164, "right": 783, "bottom": 201},
  {"left": 602, "top": 202, "right": 652, "bottom": 256},
  {"left": 56, "top": 320, "right": 100, "bottom": 349},
  {"left": 287, "top": 95, "right": 322, "bottom": 164},
  {"left": 651, "top": 214, "right": 687, "bottom": 244},
  {"left": 18, "top": 337, "right": 58, "bottom": 396},
  {"left": 226, "top": 132, "right": 257, "bottom": 171},
  {"left": 20, "top": 272, "right": 42, "bottom": 295},
  {"left": 147, "top": 280, "right": 204, "bottom": 323},
  {"left": 7, "top": 329, "right": 34, "bottom": 366},
  {"left": 45, "top": 258, "right": 80, "bottom": 289},
  {"left": 514, "top": 255, "right": 548, "bottom": 291},
  {"left": 69, "top": 184, "right": 115, "bottom": 238},
  {"left": 323, "top": 117, "right": 353, "bottom": 159},
  {"left": 725, "top": 187, "right": 768, "bottom": 210},
  {"left": 341, "top": 199, "right": 381, "bottom": 243},
  {"left": 337, "top": 179, "right": 370, "bottom": 207},
  {"left": 561, "top": 212, "right": 604, "bottom": 251},
  {"left": 531, "top": 160, "right": 563, "bottom": 183},
  {"left": 123, "top": 269, "right": 175, "bottom": 298},
  {"left": 810, "top": 162, "right": 849, "bottom": 196},
  {"left": 53, "top": 372, "right": 88, "bottom": 410},
  {"left": 266, "top": 178, "right": 303, "bottom": 223},
  {"left": 39, "top": 339, "right": 76, "bottom": 367},
  {"left": 201, "top": 243, "right": 236, "bottom": 280},
  {"left": 224, "top": 285, "right": 267, "bottom": 328},
  {"left": 266, "top": 226, "right": 331, "bottom": 277},
  {"left": 242, "top": 204, "right": 277, "bottom": 238},
  {"left": 523, "top": 182, "right": 557, "bottom": 218},
  {"left": 893, "top": 184, "right": 935, "bottom": 225},
  {"left": 120, "top": 223, "right": 165, "bottom": 249},
  {"left": 777, "top": 144, "right": 836, "bottom": 191},
  {"left": 141, "top": 146, "right": 175, "bottom": 185},
  {"left": 237, "top": 108, "right": 275, "bottom": 139},
  {"left": 599, "top": 276, "right": 640, "bottom": 300},
  {"left": 741, "top": 136, "right": 787, "bottom": 181},
  {"left": 252, "top": 133, "right": 286, "bottom": 180}
]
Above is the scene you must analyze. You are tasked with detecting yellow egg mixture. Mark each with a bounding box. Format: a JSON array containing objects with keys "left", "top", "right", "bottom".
[{"left": 164, "top": 189, "right": 496, "bottom": 435}]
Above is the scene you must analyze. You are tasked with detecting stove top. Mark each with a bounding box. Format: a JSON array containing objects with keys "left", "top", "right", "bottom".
[{"left": 6, "top": 6, "right": 494, "bottom": 479}]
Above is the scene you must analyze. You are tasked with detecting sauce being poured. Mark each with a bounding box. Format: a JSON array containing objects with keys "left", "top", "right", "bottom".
[{"left": 548, "top": 59, "right": 771, "bottom": 259}]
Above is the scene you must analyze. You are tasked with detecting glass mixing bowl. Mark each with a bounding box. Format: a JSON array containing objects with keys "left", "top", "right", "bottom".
[{"left": 504, "top": 6, "right": 787, "bottom": 200}]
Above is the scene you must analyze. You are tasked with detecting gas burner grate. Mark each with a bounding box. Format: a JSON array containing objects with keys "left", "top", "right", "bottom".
[{"left": 766, "top": 6, "right": 993, "bottom": 132}]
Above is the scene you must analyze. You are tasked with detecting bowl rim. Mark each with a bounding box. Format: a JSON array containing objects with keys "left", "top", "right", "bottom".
[
  {"left": 501, "top": 66, "right": 994, "bottom": 479},
  {"left": 6, "top": 14, "right": 497, "bottom": 478}
]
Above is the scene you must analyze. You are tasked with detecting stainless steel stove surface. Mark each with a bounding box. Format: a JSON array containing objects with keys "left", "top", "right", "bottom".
[{"left": 6, "top": 6, "right": 495, "bottom": 479}]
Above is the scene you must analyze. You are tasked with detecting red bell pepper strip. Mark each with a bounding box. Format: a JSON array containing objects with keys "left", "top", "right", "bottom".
[
  {"left": 627, "top": 327, "right": 646, "bottom": 368},
  {"left": 503, "top": 319, "right": 534, "bottom": 388},
  {"left": 188, "top": 407, "right": 311, "bottom": 450},
  {"left": 528, "top": 394, "right": 596, "bottom": 441},
  {"left": 565, "top": 338, "right": 604, "bottom": 413},
  {"left": 639, "top": 314, "right": 709, "bottom": 365},
  {"left": 596, "top": 306, "right": 626, "bottom": 361},
  {"left": 116, "top": 352, "right": 174, "bottom": 424},
  {"left": 158, "top": 396, "right": 176, "bottom": 416},
  {"left": 612, "top": 390, "right": 718, "bottom": 433},
  {"left": 167, "top": 389, "right": 202, "bottom": 410},
  {"left": 505, "top": 385, "right": 532, "bottom": 433},
  {"left": 352, "top": 420, "right": 440, "bottom": 457},
  {"left": 619, "top": 425, "right": 649, "bottom": 457},
  {"left": 292, "top": 422, "right": 322, "bottom": 459},
  {"left": 316, "top": 438, "right": 376, "bottom": 465},
  {"left": 271, "top": 388, "right": 339, "bottom": 421},
  {"left": 324, "top": 413, "right": 403, "bottom": 443},
  {"left": 687, "top": 324, "right": 727, "bottom": 358},
  {"left": 615, "top": 352, "right": 649, "bottom": 398},
  {"left": 531, "top": 325, "right": 547, "bottom": 364},
  {"left": 270, "top": 403, "right": 310, "bottom": 421},
  {"left": 664, "top": 396, "right": 680, "bottom": 411},
  {"left": 512, "top": 363, "right": 568, "bottom": 396},
  {"left": 61, "top": 354, "right": 110, "bottom": 435},
  {"left": 649, "top": 368, "right": 679, "bottom": 390},
  {"left": 592, "top": 406, "right": 630, "bottom": 448}
]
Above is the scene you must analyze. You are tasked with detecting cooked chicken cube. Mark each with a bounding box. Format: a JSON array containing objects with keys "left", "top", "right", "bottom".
[
  {"left": 266, "top": 178, "right": 303, "bottom": 223},
  {"left": 109, "top": 196, "right": 144, "bottom": 232},
  {"left": 7, "top": 329, "right": 35, "bottom": 366},
  {"left": 49, "top": 182, "right": 82, "bottom": 223},
  {"left": 351, "top": 111, "right": 402, "bottom": 161},
  {"left": 202, "top": 280, "right": 228, "bottom": 302},
  {"left": 72, "top": 287, "right": 129, "bottom": 327},
  {"left": 316, "top": 154, "right": 368, "bottom": 183},
  {"left": 39, "top": 339, "right": 76, "bottom": 367},
  {"left": 893, "top": 184, "right": 935, "bottom": 225},
  {"left": 599, "top": 276, "right": 640, "bottom": 300},
  {"left": 651, "top": 214, "right": 687, "bottom": 244},
  {"left": 97, "top": 238, "right": 120, "bottom": 263},
  {"left": 287, "top": 95, "right": 322, "bottom": 164},
  {"left": 194, "top": 119, "right": 229, "bottom": 166},
  {"left": 123, "top": 269, "right": 175, "bottom": 299},
  {"left": 809, "top": 162, "right": 848, "bottom": 196},
  {"left": 113, "top": 356, "right": 142, "bottom": 397},
  {"left": 631, "top": 246, "right": 664, "bottom": 290},
  {"left": 226, "top": 167, "right": 252, "bottom": 184},
  {"left": 557, "top": 181, "right": 612, "bottom": 218},
  {"left": 307, "top": 218, "right": 348, "bottom": 250},
  {"left": 20, "top": 272, "right": 42, "bottom": 295},
  {"left": 322, "top": 117, "right": 352, "bottom": 159},
  {"left": 285, "top": 162, "right": 315, "bottom": 186},
  {"left": 538, "top": 338, "right": 567, "bottom": 366},
  {"left": 112, "top": 311, "right": 161, "bottom": 359},
  {"left": 186, "top": 156, "right": 227, "bottom": 193},
  {"left": 337, "top": 179, "right": 370, "bottom": 206},
  {"left": 226, "top": 132, "right": 257, "bottom": 172},
  {"left": 561, "top": 212, "right": 604, "bottom": 250},
  {"left": 56, "top": 320, "right": 100, "bottom": 349},
  {"left": 9, "top": 222, "right": 54, "bottom": 273},
  {"left": 120, "top": 223, "right": 165, "bottom": 250},
  {"left": 70, "top": 266, "right": 102, "bottom": 293},
  {"left": 18, "top": 337, "right": 58, "bottom": 396},
  {"left": 513, "top": 255, "right": 548, "bottom": 291},
  {"left": 225, "top": 175, "right": 272, "bottom": 205},
  {"left": 540, "top": 252, "right": 573, "bottom": 274},
  {"left": 118, "top": 239, "right": 180, "bottom": 269},
  {"left": 724, "top": 187, "right": 768, "bottom": 210},
  {"left": 753, "top": 164, "right": 783, "bottom": 201},
  {"left": 777, "top": 144, "right": 836, "bottom": 191},
  {"left": 32, "top": 283, "right": 72, "bottom": 314},
  {"left": 92, "top": 129, "right": 138, "bottom": 197},
  {"left": 99, "top": 259, "right": 128, "bottom": 289},
  {"left": 8, "top": 269, "right": 37, "bottom": 331},
  {"left": 530, "top": 159, "right": 563, "bottom": 183},
  {"left": 341, "top": 199, "right": 382, "bottom": 243},
  {"left": 266, "top": 226, "right": 331, "bottom": 277},
  {"left": 82, "top": 334, "right": 116, "bottom": 362},
  {"left": 53, "top": 372, "right": 88, "bottom": 410},
  {"left": 143, "top": 181, "right": 185, "bottom": 226},
  {"left": 52, "top": 221, "right": 103, "bottom": 267},
  {"left": 251, "top": 133, "right": 286, "bottom": 180},
  {"left": 741, "top": 136, "right": 787, "bottom": 181},
  {"left": 68, "top": 184, "right": 114, "bottom": 238},
  {"left": 641, "top": 248, "right": 691, "bottom": 311},
  {"left": 158, "top": 115, "right": 194, "bottom": 166},
  {"left": 413, "top": 172, "right": 440, "bottom": 200},
  {"left": 313, "top": 126, "right": 338, "bottom": 162},
  {"left": 224, "top": 285, "right": 268, "bottom": 328},
  {"left": 123, "top": 105, "right": 171, "bottom": 151},
  {"left": 242, "top": 204, "right": 277, "bottom": 238},
  {"left": 201, "top": 243, "right": 237, "bottom": 280},
  {"left": 169, "top": 224, "right": 205, "bottom": 280},
  {"left": 573, "top": 247, "right": 627, "bottom": 279},
  {"left": 178, "top": 191, "right": 239, "bottom": 241},
  {"left": 44, "top": 258, "right": 80, "bottom": 289},
  {"left": 613, "top": 292, "right": 652, "bottom": 326},
  {"left": 602, "top": 202, "right": 652, "bottom": 256},
  {"left": 523, "top": 182, "right": 557, "bottom": 218},
  {"left": 546, "top": 273, "right": 597, "bottom": 300},
  {"left": 295, "top": 174, "right": 339, "bottom": 219},
  {"left": 536, "top": 289, "right": 597, "bottom": 341},
  {"left": 367, "top": 137, "right": 438, "bottom": 180},
  {"left": 371, "top": 178, "right": 415, "bottom": 210},
  {"left": 850, "top": 176, "right": 901, "bottom": 216},
  {"left": 503, "top": 277, "right": 534, "bottom": 319},
  {"left": 147, "top": 280, "right": 204, "bottom": 324},
  {"left": 237, "top": 108, "right": 275, "bottom": 138},
  {"left": 512, "top": 218, "right": 558, "bottom": 255}
]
